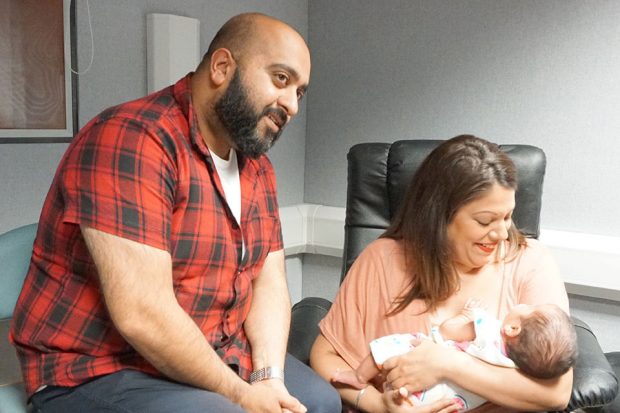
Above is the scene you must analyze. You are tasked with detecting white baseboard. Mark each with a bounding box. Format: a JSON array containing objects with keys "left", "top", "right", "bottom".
[
  {"left": 280, "top": 204, "right": 345, "bottom": 257},
  {"left": 281, "top": 204, "right": 620, "bottom": 302}
]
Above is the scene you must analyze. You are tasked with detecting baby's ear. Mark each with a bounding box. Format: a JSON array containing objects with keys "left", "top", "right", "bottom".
[{"left": 503, "top": 323, "right": 522, "bottom": 338}]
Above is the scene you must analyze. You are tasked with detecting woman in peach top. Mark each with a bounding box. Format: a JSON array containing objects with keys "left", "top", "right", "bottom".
[{"left": 310, "top": 135, "right": 572, "bottom": 413}]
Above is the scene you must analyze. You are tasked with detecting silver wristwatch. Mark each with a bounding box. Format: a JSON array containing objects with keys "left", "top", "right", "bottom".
[{"left": 249, "top": 366, "right": 285, "bottom": 384}]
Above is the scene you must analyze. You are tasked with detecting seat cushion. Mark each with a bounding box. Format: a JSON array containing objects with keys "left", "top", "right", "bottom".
[
  {"left": 0, "top": 382, "right": 29, "bottom": 413},
  {"left": 1, "top": 318, "right": 30, "bottom": 413}
]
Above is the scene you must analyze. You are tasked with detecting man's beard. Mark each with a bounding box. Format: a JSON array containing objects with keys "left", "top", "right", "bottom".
[{"left": 214, "top": 69, "right": 286, "bottom": 158}]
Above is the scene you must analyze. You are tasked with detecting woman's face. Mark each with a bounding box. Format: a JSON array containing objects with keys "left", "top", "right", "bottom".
[{"left": 447, "top": 183, "right": 516, "bottom": 273}]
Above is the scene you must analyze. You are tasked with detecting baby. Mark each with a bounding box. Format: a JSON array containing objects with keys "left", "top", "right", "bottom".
[{"left": 333, "top": 300, "right": 578, "bottom": 410}]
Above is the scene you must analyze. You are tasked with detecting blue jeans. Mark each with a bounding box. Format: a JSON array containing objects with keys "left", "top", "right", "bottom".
[{"left": 31, "top": 354, "right": 341, "bottom": 413}]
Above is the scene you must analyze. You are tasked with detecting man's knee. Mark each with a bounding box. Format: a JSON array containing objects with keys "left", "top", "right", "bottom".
[
  {"left": 308, "top": 387, "right": 342, "bottom": 413},
  {"left": 298, "top": 375, "right": 341, "bottom": 413},
  {"left": 284, "top": 354, "right": 341, "bottom": 412}
]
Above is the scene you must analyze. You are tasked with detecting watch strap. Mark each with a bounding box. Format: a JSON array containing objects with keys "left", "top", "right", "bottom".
[{"left": 249, "top": 366, "right": 285, "bottom": 384}]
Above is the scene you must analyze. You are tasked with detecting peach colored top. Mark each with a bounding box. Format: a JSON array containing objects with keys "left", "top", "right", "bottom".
[{"left": 319, "top": 237, "right": 569, "bottom": 413}]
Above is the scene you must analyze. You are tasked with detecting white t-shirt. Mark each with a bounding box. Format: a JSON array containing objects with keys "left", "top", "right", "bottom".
[{"left": 211, "top": 148, "right": 244, "bottom": 256}]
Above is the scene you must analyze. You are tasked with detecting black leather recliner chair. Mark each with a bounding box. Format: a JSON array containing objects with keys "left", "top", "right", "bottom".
[{"left": 287, "top": 140, "right": 619, "bottom": 412}]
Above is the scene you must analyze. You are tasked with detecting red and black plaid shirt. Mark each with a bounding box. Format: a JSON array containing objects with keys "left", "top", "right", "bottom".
[{"left": 10, "top": 75, "right": 283, "bottom": 397}]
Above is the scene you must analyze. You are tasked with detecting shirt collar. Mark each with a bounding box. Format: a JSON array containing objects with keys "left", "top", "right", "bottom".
[{"left": 173, "top": 74, "right": 213, "bottom": 161}]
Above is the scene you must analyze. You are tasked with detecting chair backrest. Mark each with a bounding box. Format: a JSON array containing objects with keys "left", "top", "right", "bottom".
[
  {"left": 341, "top": 140, "right": 546, "bottom": 282},
  {"left": 0, "top": 223, "right": 37, "bottom": 320},
  {"left": 0, "top": 223, "right": 37, "bottom": 411}
]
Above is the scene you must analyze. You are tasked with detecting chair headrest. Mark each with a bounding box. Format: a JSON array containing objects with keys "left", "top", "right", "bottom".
[{"left": 342, "top": 140, "right": 545, "bottom": 280}]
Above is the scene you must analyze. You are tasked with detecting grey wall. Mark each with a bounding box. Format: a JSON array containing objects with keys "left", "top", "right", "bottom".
[
  {"left": 0, "top": 0, "right": 308, "bottom": 234},
  {"left": 306, "top": 0, "right": 620, "bottom": 237},
  {"left": 0, "top": 144, "right": 68, "bottom": 233},
  {"left": 2, "top": 0, "right": 619, "bottom": 350},
  {"left": 304, "top": 0, "right": 620, "bottom": 352}
]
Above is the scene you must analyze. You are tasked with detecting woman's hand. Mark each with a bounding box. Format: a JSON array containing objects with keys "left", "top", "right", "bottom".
[
  {"left": 382, "top": 338, "right": 455, "bottom": 394},
  {"left": 382, "top": 387, "right": 461, "bottom": 413},
  {"left": 385, "top": 335, "right": 572, "bottom": 411}
]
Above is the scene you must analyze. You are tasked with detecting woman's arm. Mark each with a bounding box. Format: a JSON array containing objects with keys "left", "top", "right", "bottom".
[
  {"left": 311, "top": 334, "right": 385, "bottom": 413},
  {"left": 383, "top": 338, "right": 572, "bottom": 411},
  {"left": 310, "top": 335, "right": 461, "bottom": 413}
]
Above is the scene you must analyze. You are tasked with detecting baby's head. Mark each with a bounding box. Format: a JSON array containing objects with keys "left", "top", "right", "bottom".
[{"left": 502, "top": 303, "right": 578, "bottom": 379}]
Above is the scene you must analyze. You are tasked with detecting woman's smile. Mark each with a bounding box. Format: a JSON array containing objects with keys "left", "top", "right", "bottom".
[{"left": 476, "top": 242, "right": 496, "bottom": 254}]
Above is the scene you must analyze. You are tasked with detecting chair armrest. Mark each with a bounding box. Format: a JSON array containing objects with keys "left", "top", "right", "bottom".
[
  {"left": 596, "top": 352, "right": 620, "bottom": 413},
  {"left": 557, "top": 317, "right": 619, "bottom": 412},
  {"left": 287, "top": 297, "right": 332, "bottom": 365}
]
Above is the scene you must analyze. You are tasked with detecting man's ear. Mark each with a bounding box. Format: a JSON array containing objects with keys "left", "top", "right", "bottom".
[
  {"left": 503, "top": 323, "right": 522, "bottom": 338},
  {"left": 209, "top": 48, "right": 235, "bottom": 86}
]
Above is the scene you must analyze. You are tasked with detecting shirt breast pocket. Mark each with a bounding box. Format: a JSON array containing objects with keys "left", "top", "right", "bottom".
[{"left": 243, "top": 208, "right": 279, "bottom": 269}]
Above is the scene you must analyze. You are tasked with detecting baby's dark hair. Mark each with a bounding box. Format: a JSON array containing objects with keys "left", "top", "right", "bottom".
[{"left": 505, "top": 305, "right": 578, "bottom": 379}]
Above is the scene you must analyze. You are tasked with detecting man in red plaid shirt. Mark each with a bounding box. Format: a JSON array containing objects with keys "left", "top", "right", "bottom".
[{"left": 11, "top": 12, "right": 340, "bottom": 413}]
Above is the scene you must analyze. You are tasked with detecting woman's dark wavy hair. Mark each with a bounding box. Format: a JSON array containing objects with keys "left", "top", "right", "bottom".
[{"left": 382, "top": 135, "right": 526, "bottom": 315}]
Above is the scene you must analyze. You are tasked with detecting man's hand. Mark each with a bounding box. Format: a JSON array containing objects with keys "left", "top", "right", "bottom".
[{"left": 239, "top": 379, "right": 306, "bottom": 413}]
